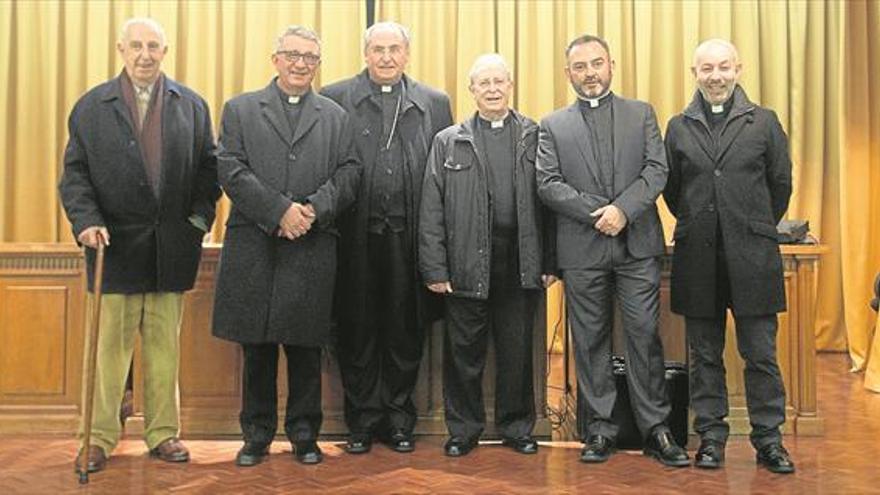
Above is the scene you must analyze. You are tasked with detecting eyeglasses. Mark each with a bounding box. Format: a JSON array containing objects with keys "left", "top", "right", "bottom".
[{"left": 276, "top": 51, "right": 321, "bottom": 66}]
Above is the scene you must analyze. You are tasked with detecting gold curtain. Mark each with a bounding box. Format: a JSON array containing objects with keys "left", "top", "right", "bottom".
[
  {"left": 377, "top": 0, "right": 880, "bottom": 386},
  {"left": 2, "top": 0, "right": 879, "bottom": 387},
  {"left": 0, "top": 0, "right": 366, "bottom": 244}
]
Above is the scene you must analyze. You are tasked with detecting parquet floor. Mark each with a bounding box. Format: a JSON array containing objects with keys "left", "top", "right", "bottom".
[{"left": 1, "top": 353, "right": 879, "bottom": 494}]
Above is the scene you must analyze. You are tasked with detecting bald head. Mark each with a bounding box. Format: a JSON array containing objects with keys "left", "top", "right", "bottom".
[{"left": 691, "top": 38, "right": 741, "bottom": 105}]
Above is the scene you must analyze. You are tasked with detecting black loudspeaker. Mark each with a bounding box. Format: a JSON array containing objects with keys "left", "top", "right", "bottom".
[{"left": 577, "top": 356, "right": 689, "bottom": 449}]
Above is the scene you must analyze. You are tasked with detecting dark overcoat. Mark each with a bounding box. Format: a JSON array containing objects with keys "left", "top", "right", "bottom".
[
  {"left": 663, "top": 86, "right": 792, "bottom": 318},
  {"left": 59, "top": 74, "right": 219, "bottom": 294},
  {"left": 320, "top": 71, "right": 453, "bottom": 330},
  {"left": 211, "top": 82, "right": 361, "bottom": 346},
  {"left": 419, "top": 111, "right": 557, "bottom": 299}
]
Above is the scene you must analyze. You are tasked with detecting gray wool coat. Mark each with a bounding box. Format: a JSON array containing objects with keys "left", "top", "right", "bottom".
[{"left": 211, "top": 81, "right": 361, "bottom": 346}]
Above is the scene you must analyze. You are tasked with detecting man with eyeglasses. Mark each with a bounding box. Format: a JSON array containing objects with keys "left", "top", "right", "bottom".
[
  {"left": 536, "top": 34, "right": 689, "bottom": 467},
  {"left": 419, "top": 54, "right": 558, "bottom": 457},
  {"left": 60, "top": 17, "right": 219, "bottom": 473},
  {"left": 211, "top": 25, "right": 361, "bottom": 467},
  {"left": 321, "top": 21, "right": 453, "bottom": 455}
]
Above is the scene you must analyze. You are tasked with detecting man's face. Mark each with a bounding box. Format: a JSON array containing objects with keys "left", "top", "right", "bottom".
[
  {"left": 565, "top": 41, "right": 614, "bottom": 99},
  {"left": 364, "top": 27, "right": 409, "bottom": 85},
  {"left": 272, "top": 35, "right": 321, "bottom": 95},
  {"left": 117, "top": 23, "right": 167, "bottom": 87},
  {"left": 469, "top": 66, "right": 512, "bottom": 117},
  {"left": 692, "top": 44, "right": 741, "bottom": 105}
]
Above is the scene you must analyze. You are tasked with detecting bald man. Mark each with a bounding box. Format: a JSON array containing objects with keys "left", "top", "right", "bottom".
[
  {"left": 663, "top": 39, "right": 794, "bottom": 473},
  {"left": 61, "top": 17, "right": 219, "bottom": 473}
]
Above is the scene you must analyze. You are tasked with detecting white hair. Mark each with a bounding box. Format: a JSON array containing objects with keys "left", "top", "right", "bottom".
[
  {"left": 363, "top": 21, "right": 411, "bottom": 52},
  {"left": 119, "top": 17, "right": 167, "bottom": 47},
  {"left": 468, "top": 53, "right": 512, "bottom": 85},
  {"left": 692, "top": 38, "right": 739, "bottom": 67},
  {"left": 275, "top": 25, "right": 322, "bottom": 52}
]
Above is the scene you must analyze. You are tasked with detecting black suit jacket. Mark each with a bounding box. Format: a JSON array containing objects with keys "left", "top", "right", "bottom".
[{"left": 536, "top": 95, "right": 668, "bottom": 269}]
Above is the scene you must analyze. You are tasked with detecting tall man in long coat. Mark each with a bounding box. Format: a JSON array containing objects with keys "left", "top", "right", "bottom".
[
  {"left": 663, "top": 39, "right": 795, "bottom": 474},
  {"left": 536, "top": 34, "right": 689, "bottom": 467},
  {"left": 321, "top": 21, "right": 453, "bottom": 454},
  {"left": 419, "top": 54, "right": 557, "bottom": 457},
  {"left": 60, "top": 17, "right": 219, "bottom": 473},
  {"left": 212, "top": 26, "right": 361, "bottom": 467}
]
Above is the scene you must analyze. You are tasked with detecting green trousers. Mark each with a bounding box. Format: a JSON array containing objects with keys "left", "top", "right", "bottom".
[{"left": 78, "top": 292, "right": 184, "bottom": 453}]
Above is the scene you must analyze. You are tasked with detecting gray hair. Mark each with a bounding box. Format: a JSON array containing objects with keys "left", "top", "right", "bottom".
[
  {"left": 692, "top": 38, "right": 739, "bottom": 67},
  {"left": 468, "top": 53, "right": 512, "bottom": 84},
  {"left": 119, "top": 17, "right": 167, "bottom": 47},
  {"left": 363, "top": 21, "right": 411, "bottom": 52},
  {"left": 275, "top": 25, "right": 322, "bottom": 52}
]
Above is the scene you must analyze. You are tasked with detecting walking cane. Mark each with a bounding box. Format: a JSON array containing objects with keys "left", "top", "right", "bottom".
[{"left": 78, "top": 233, "right": 106, "bottom": 485}]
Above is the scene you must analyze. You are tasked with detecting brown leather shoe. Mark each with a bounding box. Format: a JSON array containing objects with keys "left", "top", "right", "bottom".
[
  {"left": 74, "top": 445, "right": 107, "bottom": 473},
  {"left": 149, "top": 437, "right": 190, "bottom": 462}
]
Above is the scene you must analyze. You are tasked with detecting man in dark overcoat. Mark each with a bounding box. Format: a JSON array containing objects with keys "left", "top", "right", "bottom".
[
  {"left": 536, "top": 34, "right": 689, "bottom": 467},
  {"left": 663, "top": 39, "right": 795, "bottom": 474},
  {"left": 211, "top": 26, "right": 361, "bottom": 467},
  {"left": 60, "top": 17, "right": 219, "bottom": 473},
  {"left": 419, "top": 54, "right": 557, "bottom": 457},
  {"left": 320, "top": 21, "right": 453, "bottom": 454}
]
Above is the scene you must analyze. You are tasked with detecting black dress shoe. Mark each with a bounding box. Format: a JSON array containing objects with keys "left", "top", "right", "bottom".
[
  {"left": 694, "top": 439, "right": 725, "bottom": 469},
  {"left": 444, "top": 436, "right": 479, "bottom": 457},
  {"left": 501, "top": 436, "right": 539, "bottom": 454},
  {"left": 293, "top": 441, "right": 323, "bottom": 465},
  {"left": 756, "top": 443, "right": 795, "bottom": 474},
  {"left": 345, "top": 433, "right": 372, "bottom": 454},
  {"left": 580, "top": 434, "right": 614, "bottom": 463},
  {"left": 643, "top": 429, "right": 689, "bottom": 467},
  {"left": 235, "top": 442, "right": 269, "bottom": 467},
  {"left": 384, "top": 429, "right": 415, "bottom": 453}
]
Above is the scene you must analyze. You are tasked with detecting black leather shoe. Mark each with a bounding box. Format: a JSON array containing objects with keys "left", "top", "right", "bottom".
[
  {"left": 580, "top": 435, "right": 614, "bottom": 463},
  {"left": 293, "top": 441, "right": 323, "bottom": 465},
  {"left": 444, "top": 436, "right": 479, "bottom": 457},
  {"left": 384, "top": 429, "right": 415, "bottom": 453},
  {"left": 345, "top": 433, "right": 372, "bottom": 454},
  {"left": 643, "top": 429, "right": 689, "bottom": 467},
  {"left": 501, "top": 436, "right": 539, "bottom": 454},
  {"left": 756, "top": 443, "right": 795, "bottom": 474},
  {"left": 694, "top": 439, "right": 725, "bottom": 469},
  {"left": 235, "top": 442, "right": 269, "bottom": 467}
]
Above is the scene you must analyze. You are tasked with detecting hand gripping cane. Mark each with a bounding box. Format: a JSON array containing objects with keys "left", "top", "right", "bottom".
[{"left": 77, "top": 233, "right": 106, "bottom": 484}]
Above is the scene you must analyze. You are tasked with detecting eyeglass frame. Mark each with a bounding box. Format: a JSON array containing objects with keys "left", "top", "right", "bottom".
[{"left": 275, "top": 50, "right": 321, "bottom": 66}]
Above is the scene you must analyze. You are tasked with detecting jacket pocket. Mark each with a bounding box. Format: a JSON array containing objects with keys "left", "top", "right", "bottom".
[{"left": 749, "top": 220, "right": 779, "bottom": 240}]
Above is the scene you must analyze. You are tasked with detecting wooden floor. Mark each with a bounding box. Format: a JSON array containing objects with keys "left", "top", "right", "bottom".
[{"left": 1, "top": 353, "right": 879, "bottom": 494}]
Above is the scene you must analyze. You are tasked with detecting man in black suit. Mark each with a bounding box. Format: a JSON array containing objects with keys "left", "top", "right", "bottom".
[
  {"left": 663, "top": 39, "right": 794, "bottom": 474},
  {"left": 321, "top": 22, "right": 453, "bottom": 455},
  {"left": 536, "top": 34, "right": 688, "bottom": 467}
]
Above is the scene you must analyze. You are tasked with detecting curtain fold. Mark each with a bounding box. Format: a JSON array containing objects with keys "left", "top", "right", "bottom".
[{"left": 1, "top": 0, "right": 878, "bottom": 386}]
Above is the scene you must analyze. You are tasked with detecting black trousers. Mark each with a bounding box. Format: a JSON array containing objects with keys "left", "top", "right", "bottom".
[
  {"left": 239, "top": 343, "right": 322, "bottom": 445},
  {"left": 564, "top": 253, "right": 670, "bottom": 440},
  {"left": 443, "top": 287, "right": 539, "bottom": 441},
  {"left": 686, "top": 240, "right": 785, "bottom": 449},
  {"left": 339, "top": 230, "right": 424, "bottom": 434}
]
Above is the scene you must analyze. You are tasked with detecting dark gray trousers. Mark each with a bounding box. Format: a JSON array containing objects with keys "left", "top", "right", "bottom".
[{"left": 564, "top": 255, "right": 670, "bottom": 440}]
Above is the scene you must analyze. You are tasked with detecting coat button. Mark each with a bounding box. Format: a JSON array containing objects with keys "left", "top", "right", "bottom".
[
  {"left": 362, "top": 128, "right": 370, "bottom": 136},
  {"left": 129, "top": 140, "right": 135, "bottom": 146},
  {"left": 714, "top": 169, "right": 722, "bottom": 177},
  {"left": 288, "top": 153, "right": 296, "bottom": 160},
  {"left": 707, "top": 203, "right": 715, "bottom": 212}
]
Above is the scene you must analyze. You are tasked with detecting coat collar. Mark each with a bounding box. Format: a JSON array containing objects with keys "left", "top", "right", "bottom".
[
  {"left": 682, "top": 85, "right": 757, "bottom": 165},
  {"left": 453, "top": 109, "right": 534, "bottom": 143},
  {"left": 565, "top": 94, "right": 617, "bottom": 193},
  {"left": 350, "top": 69, "right": 427, "bottom": 114},
  {"left": 99, "top": 71, "right": 180, "bottom": 131},
  {"left": 257, "top": 78, "right": 322, "bottom": 146},
  {"left": 682, "top": 84, "right": 754, "bottom": 128}
]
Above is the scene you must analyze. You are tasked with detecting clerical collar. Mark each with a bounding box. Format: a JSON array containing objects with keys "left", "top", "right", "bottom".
[
  {"left": 478, "top": 111, "right": 510, "bottom": 129},
  {"left": 577, "top": 90, "right": 612, "bottom": 109},
  {"left": 370, "top": 79, "right": 402, "bottom": 95},
  {"left": 275, "top": 81, "right": 309, "bottom": 105},
  {"left": 699, "top": 91, "right": 733, "bottom": 117}
]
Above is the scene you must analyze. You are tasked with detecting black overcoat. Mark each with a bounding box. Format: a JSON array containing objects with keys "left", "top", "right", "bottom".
[
  {"left": 59, "top": 74, "right": 219, "bottom": 294},
  {"left": 320, "top": 71, "right": 453, "bottom": 331},
  {"left": 211, "top": 82, "right": 361, "bottom": 346},
  {"left": 663, "top": 86, "right": 792, "bottom": 318}
]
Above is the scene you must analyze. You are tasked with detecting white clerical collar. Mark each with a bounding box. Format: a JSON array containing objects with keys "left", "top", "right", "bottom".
[
  {"left": 578, "top": 89, "right": 611, "bottom": 108},
  {"left": 288, "top": 95, "right": 301, "bottom": 105},
  {"left": 479, "top": 111, "right": 509, "bottom": 128},
  {"left": 711, "top": 103, "right": 724, "bottom": 114}
]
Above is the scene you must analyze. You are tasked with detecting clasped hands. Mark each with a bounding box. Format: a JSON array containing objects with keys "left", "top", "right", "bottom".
[
  {"left": 591, "top": 204, "right": 627, "bottom": 237},
  {"left": 277, "top": 202, "right": 316, "bottom": 240}
]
